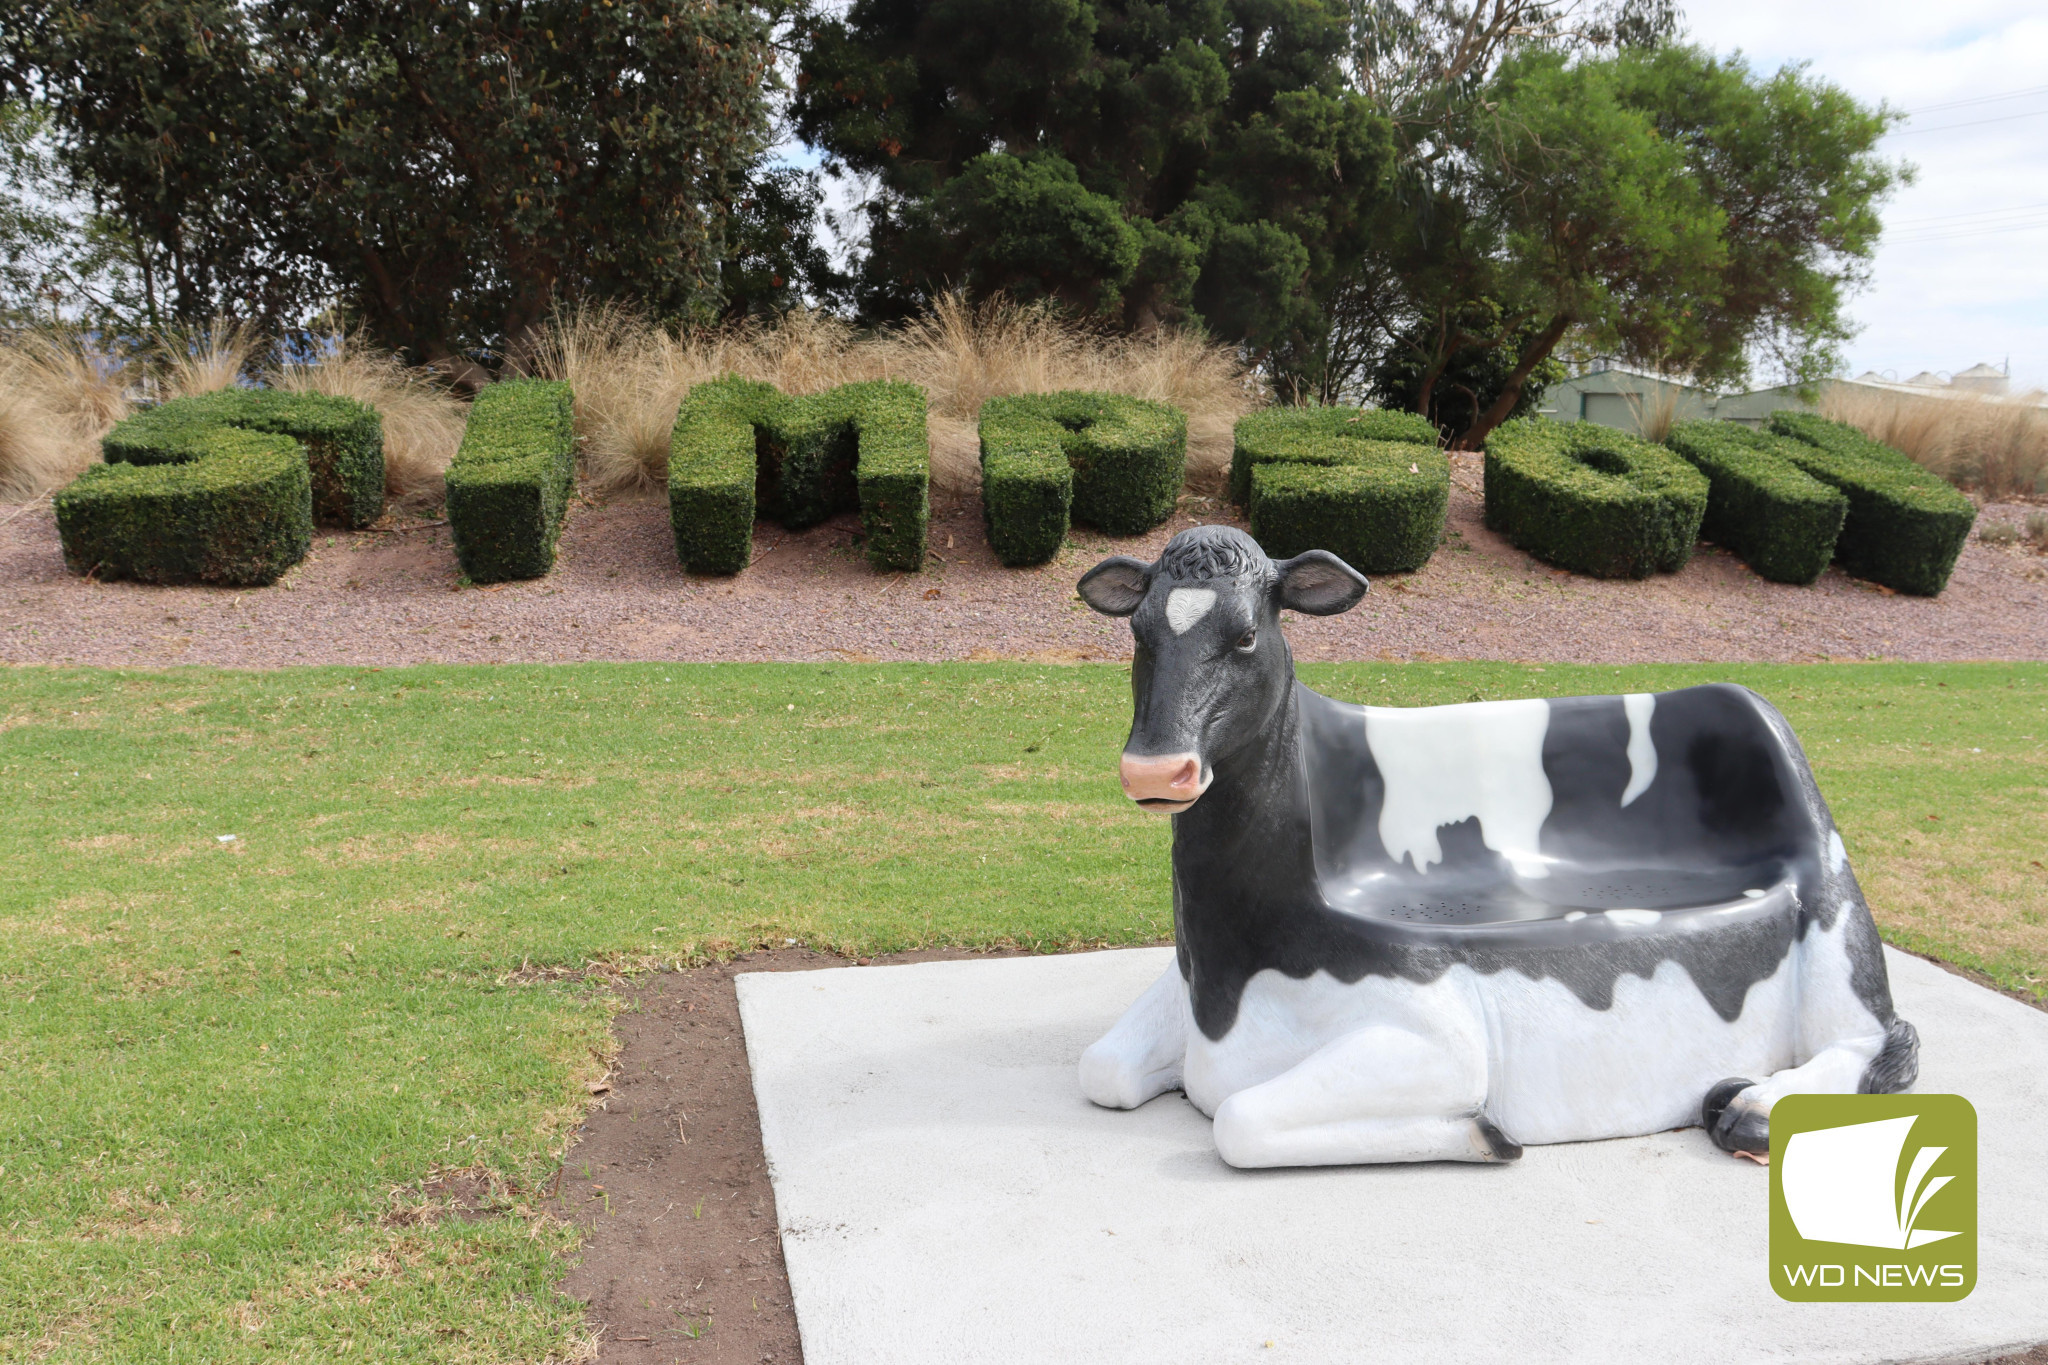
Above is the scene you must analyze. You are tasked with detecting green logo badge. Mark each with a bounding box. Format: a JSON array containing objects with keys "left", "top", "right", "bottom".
[{"left": 1769, "top": 1094, "right": 1976, "bottom": 1302}]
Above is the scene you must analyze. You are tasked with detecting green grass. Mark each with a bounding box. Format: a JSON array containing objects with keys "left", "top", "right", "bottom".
[{"left": 3, "top": 660, "right": 2044, "bottom": 1360}]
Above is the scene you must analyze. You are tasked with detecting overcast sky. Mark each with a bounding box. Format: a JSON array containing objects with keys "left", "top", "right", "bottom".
[{"left": 1681, "top": 1, "right": 2048, "bottom": 390}]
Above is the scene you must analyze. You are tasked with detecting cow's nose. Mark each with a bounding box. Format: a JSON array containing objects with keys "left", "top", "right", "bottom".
[{"left": 1120, "top": 752, "right": 1209, "bottom": 812}]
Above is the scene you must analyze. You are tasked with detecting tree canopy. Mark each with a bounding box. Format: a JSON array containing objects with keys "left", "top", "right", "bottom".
[
  {"left": 1, "top": 0, "right": 809, "bottom": 367},
  {"left": 2, "top": 0, "right": 1903, "bottom": 435},
  {"left": 0, "top": 98, "right": 142, "bottom": 326},
  {"left": 796, "top": 0, "right": 1900, "bottom": 438},
  {"left": 790, "top": 0, "right": 1396, "bottom": 370},
  {"left": 1355, "top": 35, "right": 1899, "bottom": 445}
]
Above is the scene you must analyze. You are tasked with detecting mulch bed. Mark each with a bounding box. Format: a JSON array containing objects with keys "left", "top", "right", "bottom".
[
  {"left": 557, "top": 947, "right": 2043, "bottom": 1365},
  {"left": 4, "top": 454, "right": 2045, "bottom": 667}
]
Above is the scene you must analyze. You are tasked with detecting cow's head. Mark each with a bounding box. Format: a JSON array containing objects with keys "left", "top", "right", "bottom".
[{"left": 1077, "top": 526, "right": 1368, "bottom": 814}]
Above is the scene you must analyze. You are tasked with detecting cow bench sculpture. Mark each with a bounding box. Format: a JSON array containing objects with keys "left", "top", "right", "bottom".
[{"left": 1075, "top": 525, "right": 1918, "bottom": 1168}]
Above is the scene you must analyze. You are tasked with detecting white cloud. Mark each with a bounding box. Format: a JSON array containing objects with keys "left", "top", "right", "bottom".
[{"left": 1683, "top": 2, "right": 2048, "bottom": 390}]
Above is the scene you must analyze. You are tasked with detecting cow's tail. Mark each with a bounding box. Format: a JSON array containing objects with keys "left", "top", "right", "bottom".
[{"left": 1858, "top": 1016, "right": 1920, "bottom": 1095}]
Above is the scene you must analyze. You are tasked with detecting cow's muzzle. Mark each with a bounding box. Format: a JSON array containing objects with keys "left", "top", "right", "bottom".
[{"left": 1120, "top": 751, "right": 1210, "bottom": 814}]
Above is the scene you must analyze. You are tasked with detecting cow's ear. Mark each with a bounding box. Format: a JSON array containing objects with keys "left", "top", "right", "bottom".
[
  {"left": 1275, "top": 551, "right": 1369, "bottom": 616},
  {"left": 1077, "top": 556, "right": 1153, "bottom": 616}
]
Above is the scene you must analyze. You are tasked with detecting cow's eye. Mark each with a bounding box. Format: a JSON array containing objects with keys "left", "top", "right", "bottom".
[{"left": 1235, "top": 628, "right": 1258, "bottom": 652}]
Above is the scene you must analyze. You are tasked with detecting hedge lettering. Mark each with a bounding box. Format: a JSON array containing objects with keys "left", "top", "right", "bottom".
[
  {"left": 978, "top": 391, "right": 1184, "bottom": 567},
  {"left": 1483, "top": 419, "right": 1708, "bottom": 578},
  {"left": 669, "top": 377, "right": 930, "bottom": 574},
  {"left": 1766, "top": 411, "right": 1976, "bottom": 596},
  {"left": 1663, "top": 420, "right": 1847, "bottom": 585},
  {"left": 1231, "top": 407, "right": 1445, "bottom": 573},
  {"left": 54, "top": 389, "right": 383, "bottom": 586},
  {"left": 445, "top": 379, "right": 577, "bottom": 583}
]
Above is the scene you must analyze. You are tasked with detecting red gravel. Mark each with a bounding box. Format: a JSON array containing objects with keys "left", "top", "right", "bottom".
[{"left": 3, "top": 452, "right": 2043, "bottom": 667}]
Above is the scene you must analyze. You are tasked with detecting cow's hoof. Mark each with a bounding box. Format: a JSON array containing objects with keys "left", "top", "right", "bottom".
[
  {"left": 1703, "top": 1077, "right": 1769, "bottom": 1156},
  {"left": 1473, "top": 1115, "right": 1523, "bottom": 1162}
]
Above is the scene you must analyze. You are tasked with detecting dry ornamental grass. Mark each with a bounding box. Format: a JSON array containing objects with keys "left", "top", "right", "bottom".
[
  {"left": 154, "top": 316, "right": 262, "bottom": 400},
  {"left": 0, "top": 330, "right": 134, "bottom": 500},
  {"left": 0, "top": 321, "right": 470, "bottom": 507},
  {"left": 521, "top": 294, "right": 1264, "bottom": 498},
  {"left": 1822, "top": 383, "right": 2048, "bottom": 501},
  {"left": 8, "top": 300, "right": 1257, "bottom": 510},
  {"left": 271, "top": 337, "right": 469, "bottom": 501}
]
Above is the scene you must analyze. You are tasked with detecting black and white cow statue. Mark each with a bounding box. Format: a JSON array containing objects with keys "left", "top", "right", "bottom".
[{"left": 1075, "top": 525, "right": 1917, "bottom": 1168}]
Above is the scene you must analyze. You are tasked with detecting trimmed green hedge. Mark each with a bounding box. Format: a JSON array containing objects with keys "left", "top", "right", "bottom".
[
  {"left": 102, "top": 388, "right": 384, "bottom": 530},
  {"left": 56, "top": 426, "right": 311, "bottom": 586},
  {"left": 1767, "top": 411, "right": 1977, "bottom": 596},
  {"left": 54, "top": 388, "right": 383, "bottom": 586},
  {"left": 1229, "top": 406, "right": 1439, "bottom": 504},
  {"left": 1483, "top": 419, "right": 1709, "bottom": 578},
  {"left": 670, "top": 376, "right": 772, "bottom": 575},
  {"left": 445, "top": 379, "right": 577, "bottom": 583},
  {"left": 1663, "top": 421, "right": 1848, "bottom": 585},
  {"left": 978, "top": 391, "right": 1185, "bottom": 566},
  {"left": 1231, "top": 407, "right": 1445, "bottom": 573},
  {"left": 668, "top": 377, "right": 930, "bottom": 574}
]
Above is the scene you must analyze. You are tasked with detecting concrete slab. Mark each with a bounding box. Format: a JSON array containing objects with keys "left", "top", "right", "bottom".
[{"left": 738, "top": 948, "right": 2048, "bottom": 1365}]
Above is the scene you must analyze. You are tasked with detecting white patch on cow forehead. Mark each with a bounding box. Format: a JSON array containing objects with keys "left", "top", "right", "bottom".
[{"left": 1165, "top": 587, "right": 1218, "bottom": 635}]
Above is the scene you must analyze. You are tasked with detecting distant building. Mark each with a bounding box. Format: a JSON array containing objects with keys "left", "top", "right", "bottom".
[
  {"left": 1538, "top": 359, "right": 2027, "bottom": 435},
  {"left": 1537, "top": 361, "right": 1804, "bottom": 433},
  {"left": 1950, "top": 362, "right": 2009, "bottom": 396}
]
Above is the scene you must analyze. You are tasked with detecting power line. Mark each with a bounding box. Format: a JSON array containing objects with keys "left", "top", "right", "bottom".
[
  {"left": 1888, "top": 199, "right": 2048, "bottom": 227},
  {"left": 1884, "top": 217, "right": 2048, "bottom": 246},
  {"left": 1887, "top": 107, "right": 2048, "bottom": 137},
  {"left": 1901, "top": 83, "right": 2048, "bottom": 117}
]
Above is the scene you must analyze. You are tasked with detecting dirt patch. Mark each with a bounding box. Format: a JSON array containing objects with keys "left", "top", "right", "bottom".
[
  {"left": 552, "top": 945, "right": 1025, "bottom": 1364},
  {"left": 383, "top": 1166, "right": 523, "bottom": 1229},
  {"left": 3, "top": 466, "right": 2044, "bottom": 667}
]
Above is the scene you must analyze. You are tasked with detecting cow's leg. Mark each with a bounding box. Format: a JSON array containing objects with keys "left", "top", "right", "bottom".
[
  {"left": 1706, "top": 901, "right": 1920, "bottom": 1157},
  {"left": 1080, "top": 963, "right": 1190, "bottom": 1109},
  {"left": 1704, "top": 1019, "right": 1916, "bottom": 1156},
  {"left": 1209, "top": 1021, "right": 1514, "bottom": 1168}
]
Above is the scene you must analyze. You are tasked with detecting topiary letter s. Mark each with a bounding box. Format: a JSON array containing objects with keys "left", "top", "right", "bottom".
[
  {"left": 1231, "top": 407, "right": 1446, "bottom": 573},
  {"left": 55, "top": 389, "right": 384, "bottom": 586}
]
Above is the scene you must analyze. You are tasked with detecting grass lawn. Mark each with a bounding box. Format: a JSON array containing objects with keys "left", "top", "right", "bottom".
[{"left": 2, "top": 660, "right": 2043, "bottom": 1360}]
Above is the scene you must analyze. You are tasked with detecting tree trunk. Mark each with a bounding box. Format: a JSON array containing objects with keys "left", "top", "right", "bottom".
[
  {"left": 1414, "top": 352, "right": 1449, "bottom": 424},
  {"left": 1453, "top": 311, "right": 1570, "bottom": 450},
  {"left": 1412, "top": 316, "right": 1474, "bottom": 428}
]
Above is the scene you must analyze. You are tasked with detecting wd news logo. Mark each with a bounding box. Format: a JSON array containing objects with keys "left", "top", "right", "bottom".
[{"left": 1769, "top": 1094, "right": 1976, "bottom": 1302}]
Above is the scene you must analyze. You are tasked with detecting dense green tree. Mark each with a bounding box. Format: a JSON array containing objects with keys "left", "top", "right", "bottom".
[
  {"left": 790, "top": 0, "right": 1396, "bottom": 368},
  {"left": 1348, "top": 9, "right": 1897, "bottom": 445},
  {"left": 719, "top": 163, "right": 850, "bottom": 322},
  {"left": 2, "top": 0, "right": 800, "bottom": 366},
  {"left": 0, "top": 3, "right": 319, "bottom": 334}
]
